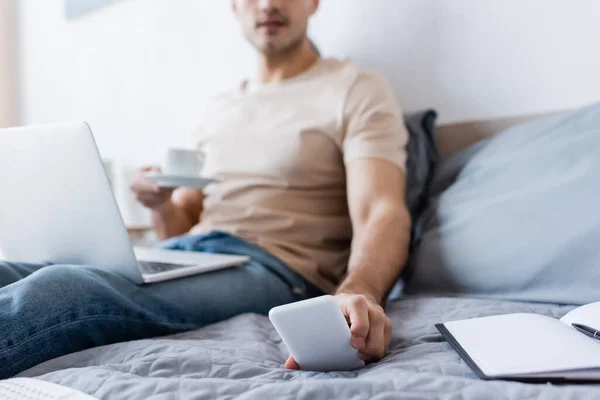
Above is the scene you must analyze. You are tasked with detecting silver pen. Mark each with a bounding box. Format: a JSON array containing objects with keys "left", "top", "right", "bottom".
[{"left": 572, "top": 323, "right": 600, "bottom": 341}]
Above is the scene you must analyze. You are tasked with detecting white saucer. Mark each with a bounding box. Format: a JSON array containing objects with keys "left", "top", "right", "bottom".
[{"left": 146, "top": 173, "right": 216, "bottom": 189}]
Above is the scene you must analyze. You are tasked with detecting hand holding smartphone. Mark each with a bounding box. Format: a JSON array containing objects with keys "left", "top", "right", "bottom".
[{"left": 269, "top": 295, "right": 365, "bottom": 372}]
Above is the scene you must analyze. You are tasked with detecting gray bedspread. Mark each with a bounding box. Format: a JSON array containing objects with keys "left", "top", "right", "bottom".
[{"left": 17, "top": 296, "right": 600, "bottom": 399}]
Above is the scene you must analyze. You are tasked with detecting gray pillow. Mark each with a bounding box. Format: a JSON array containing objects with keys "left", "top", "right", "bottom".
[
  {"left": 405, "top": 102, "right": 600, "bottom": 305},
  {"left": 403, "top": 110, "right": 438, "bottom": 245},
  {"left": 386, "top": 110, "right": 437, "bottom": 301}
]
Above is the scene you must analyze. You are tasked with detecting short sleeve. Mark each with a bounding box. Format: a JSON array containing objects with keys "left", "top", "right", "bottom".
[{"left": 342, "top": 71, "right": 409, "bottom": 170}]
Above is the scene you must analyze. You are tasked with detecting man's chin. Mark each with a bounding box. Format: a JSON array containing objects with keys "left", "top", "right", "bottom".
[
  {"left": 256, "top": 39, "right": 303, "bottom": 57},
  {"left": 257, "top": 40, "right": 286, "bottom": 54},
  {"left": 260, "top": 46, "right": 286, "bottom": 56}
]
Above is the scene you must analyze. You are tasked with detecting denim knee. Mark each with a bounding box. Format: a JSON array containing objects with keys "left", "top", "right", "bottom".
[{"left": 18, "top": 265, "right": 125, "bottom": 315}]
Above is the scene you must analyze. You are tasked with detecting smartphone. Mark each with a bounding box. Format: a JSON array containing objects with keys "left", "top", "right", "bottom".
[{"left": 269, "top": 295, "right": 365, "bottom": 372}]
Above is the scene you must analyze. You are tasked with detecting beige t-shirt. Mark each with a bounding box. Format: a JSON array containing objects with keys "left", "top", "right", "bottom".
[{"left": 192, "top": 58, "right": 409, "bottom": 294}]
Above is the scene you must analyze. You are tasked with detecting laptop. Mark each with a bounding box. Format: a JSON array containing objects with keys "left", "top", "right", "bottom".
[{"left": 0, "top": 121, "right": 250, "bottom": 284}]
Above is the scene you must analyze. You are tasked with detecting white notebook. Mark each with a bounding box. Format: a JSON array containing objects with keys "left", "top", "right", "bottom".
[
  {"left": 0, "top": 378, "right": 96, "bottom": 400},
  {"left": 437, "top": 301, "right": 600, "bottom": 382}
]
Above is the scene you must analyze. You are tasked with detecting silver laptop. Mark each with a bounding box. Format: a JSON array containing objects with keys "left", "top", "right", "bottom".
[{"left": 0, "top": 121, "right": 249, "bottom": 284}]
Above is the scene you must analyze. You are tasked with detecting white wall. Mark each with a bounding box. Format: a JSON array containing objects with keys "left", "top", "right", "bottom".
[
  {"left": 0, "top": 0, "right": 18, "bottom": 128},
  {"left": 18, "top": 0, "right": 600, "bottom": 167}
]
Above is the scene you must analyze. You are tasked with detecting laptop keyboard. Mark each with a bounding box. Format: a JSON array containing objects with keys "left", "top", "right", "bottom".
[{"left": 138, "top": 261, "right": 195, "bottom": 275}]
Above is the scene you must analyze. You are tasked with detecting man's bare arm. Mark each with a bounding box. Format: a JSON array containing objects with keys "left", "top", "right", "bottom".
[
  {"left": 130, "top": 167, "right": 204, "bottom": 240},
  {"left": 286, "top": 158, "right": 411, "bottom": 369},
  {"left": 151, "top": 188, "right": 205, "bottom": 240},
  {"left": 335, "top": 158, "right": 410, "bottom": 363},
  {"left": 337, "top": 159, "right": 411, "bottom": 304}
]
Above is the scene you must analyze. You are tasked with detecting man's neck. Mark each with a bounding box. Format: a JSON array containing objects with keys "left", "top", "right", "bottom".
[{"left": 258, "top": 40, "right": 319, "bottom": 84}]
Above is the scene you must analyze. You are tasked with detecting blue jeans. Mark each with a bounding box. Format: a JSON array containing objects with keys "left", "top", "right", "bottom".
[{"left": 0, "top": 231, "right": 323, "bottom": 379}]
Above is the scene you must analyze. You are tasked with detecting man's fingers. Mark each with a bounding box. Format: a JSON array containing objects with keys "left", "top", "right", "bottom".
[
  {"left": 131, "top": 166, "right": 162, "bottom": 192},
  {"left": 141, "top": 165, "right": 161, "bottom": 173},
  {"left": 135, "top": 193, "right": 167, "bottom": 207},
  {"left": 130, "top": 181, "right": 160, "bottom": 194},
  {"left": 284, "top": 355, "right": 301, "bottom": 370},
  {"left": 335, "top": 294, "right": 393, "bottom": 364},
  {"left": 363, "top": 313, "right": 386, "bottom": 360},
  {"left": 343, "top": 296, "right": 370, "bottom": 350},
  {"left": 135, "top": 193, "right": 161, "bottom": 203},
  {"left": 160, "top": 187, "right": 176, "bottom": 195}
]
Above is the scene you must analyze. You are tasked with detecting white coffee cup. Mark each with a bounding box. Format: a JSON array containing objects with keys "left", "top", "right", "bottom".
[{"left": 163, "top": 148, "right": 205, "bottom": 177}]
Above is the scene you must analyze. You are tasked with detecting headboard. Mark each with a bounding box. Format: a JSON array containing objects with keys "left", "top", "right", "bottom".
[{"left": 436, "top": 112, "right": 561, "bottom": 157}]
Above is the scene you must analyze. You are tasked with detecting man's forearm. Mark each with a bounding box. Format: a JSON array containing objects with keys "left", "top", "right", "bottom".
[
  {"left": 336, "top": 206, "right": 411, "bottom": 304},
  {"left": 152, "top": 200, "right": 196, "bottom": 240}
]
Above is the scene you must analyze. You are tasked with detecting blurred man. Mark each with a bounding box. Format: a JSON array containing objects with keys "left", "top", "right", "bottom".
[
  {"left": 0, "top": 0, "right": 410, "bottom": 378},
  {"left": 132, "top": 0, "right": 411, "bottom": 369}
]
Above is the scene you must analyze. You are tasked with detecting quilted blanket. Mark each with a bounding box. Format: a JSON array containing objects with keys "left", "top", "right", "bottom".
[{"left": 17, "top": 296, "right": 600, "bottom": 399}]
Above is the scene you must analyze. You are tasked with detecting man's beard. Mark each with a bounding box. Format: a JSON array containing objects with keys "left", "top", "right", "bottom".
[{"left": 260, "top": 35, "right": 305, "bottom": 57}]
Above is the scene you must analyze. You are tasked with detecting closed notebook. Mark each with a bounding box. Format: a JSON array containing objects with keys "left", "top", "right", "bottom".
[{"left": 437, "top": 302, "right": 600, "bottom": 382}]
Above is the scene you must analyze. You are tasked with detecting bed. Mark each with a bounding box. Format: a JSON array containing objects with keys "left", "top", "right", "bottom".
[
  {"left": 15, "top": 113, "right": 600, "bottom": 399},
  {"left": 15, "top": 296, "right": 600, "bottom": 399}
]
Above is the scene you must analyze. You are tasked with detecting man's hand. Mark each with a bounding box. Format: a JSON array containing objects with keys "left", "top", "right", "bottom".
[
  {"left": 284, "top": 293, "right": 392, "bottom": 370},
  {"left": 130, "top": 166, "right": 175, "bottom": 209},
  {"left": 132, "top": 167, "right": 204, "bottom": 240}
]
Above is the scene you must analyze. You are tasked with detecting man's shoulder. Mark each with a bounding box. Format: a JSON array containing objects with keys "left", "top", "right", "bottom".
[{"left": 321, "top": 58, "right": 392, "bottom": 92}]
